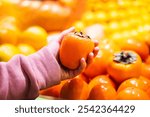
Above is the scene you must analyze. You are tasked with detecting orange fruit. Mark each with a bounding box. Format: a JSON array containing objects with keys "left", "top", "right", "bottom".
[
  {"left": 88, "top": 84, "right": 117, "bottom": 100},
  {"left": 59, "top": 31, "right": 94, "bottom": 69},
  {"left": 17, "top": 43, "right": 36, "bottom": 56},
  {"left": 141, "top": 63, "right": 150, "bottom": 80},
  {"left": 75, "top": 74, "right": 89, "bottom": 83},
  {"left": 18, "top": 26, "right": 48, "bottom": 50},
  {"left": 117, "top": 76, "right": 150, "bottom": 96},
  {"left": 83, "top": 39, "right": 120, "bottom": 78},
  {"left": 60, "top": 77, "right": 89, "bottom": 100},
  {"left": 116, "top": 87, "right": 150, "bottom": 100},
  {"left": 107, "top": 50, "right": 142, "bottom": 83},
  {"left": 119, "top": 38, "right": 149, "bottom": 61},
  {"left": 0, "top": 43, "right": 20, "bottom": 61},
  {"left": 145, "top": 55, "right": 150, "bottom": 64},
  {"left": 39, "top": 80, "right": 67, "bottom": 98},
  {"left": 0, "top": 20, "right": 20, "bottom": 45},
  {"left": 88, "top": 75, "right": 116, "bottom": 92}
]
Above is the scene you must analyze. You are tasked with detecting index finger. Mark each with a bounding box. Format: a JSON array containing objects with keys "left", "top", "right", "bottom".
[{"left": 57, "top": 27, "right": 75, "bottom": 43}]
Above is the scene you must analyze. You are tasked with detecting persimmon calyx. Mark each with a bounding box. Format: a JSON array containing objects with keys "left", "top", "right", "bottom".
[
  {"left": 74, "top": 31, "right": 91, "bottom": 39},
  {"left": 113, "top": 51, "right": 137, "bottom": 64}
]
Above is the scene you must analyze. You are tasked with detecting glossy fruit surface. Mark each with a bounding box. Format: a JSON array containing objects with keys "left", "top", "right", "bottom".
[
  {"left": 60, "top": 77, "right": 89, "bottom": 100},
  {"left": 59, "top": 31, "right": 94, "bottom": 69},
  {"left": 107, "top": 50, "right": 142, "bottom": 83},
  {"left": 116, "top": 87, "right": 150, "bottom": 100},
  {"left": 88, "top": 84, "right": 117, "bottom": 100}
]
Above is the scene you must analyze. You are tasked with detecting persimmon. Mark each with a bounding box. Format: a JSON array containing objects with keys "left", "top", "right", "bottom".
[
  {"left": 83, "top": 39, "right": 119, "bottom": 78},
  {"left": 39, "top": 80, "right": 67, "bottom": 98},
  {"left": 141, "top": 63, "right": 150, "bottom": 80},
  {"left": 116, "top": 87, "right": 150, "bottom": 100},
  {"left": 0, "top": 21, "right": 20, "bottom": 45},
  {"left": 83, "top": 50, "right": 108, "bottom": 78},
  {"left": 60, "top": 77, "right": 89, "bottom": 100},
  {"left": 59, "top": 31, "right": 94, "bottom": 69},
  {"left": 117, "top": 76, "right": 150, "bottom": 96},
  {"left": 107, "top": 50, "right": 142, "bottom": 83},
  {"left": 88, "top": 75, "right": 116, "bottom": 92},
  {"left": 75, "top": 73, "right": 89, "bottom": 83},
  {"left": 119, "top": 38, "right": 149, "bottom": 61},
  {"left": 88, "top": 84, "right": 117, "bottom": 100},
  {"left": 6, "top": 0, "right": 86, "bottom": 31},
  {"left": 145, "top": 55, "right": 150, "bottom": 64}
]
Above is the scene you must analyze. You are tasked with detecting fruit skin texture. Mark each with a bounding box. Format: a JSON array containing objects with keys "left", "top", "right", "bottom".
[
  {"left": 60, "top": 77, "right": 89, "bottom": 100},
  {"left": 0, "top": 22, "right": 20, "bottom": 45},
  {"left": 117, "top": 76, "right": 150, "bottom": 97},
  {"left": 39, "top": 80, "right": 67, "bottom": 98},
  {"left": 88, "top": 75, "right": 116, "bottom": 92},
  {"left": 141, "top": 63, "right": 150, "bottom": 80},
  {"left": 119, "top": 38, "right": 149, "bottom": 61},
  {"left": 88, "top": 84, "right": 117, "bottom": 100},
  {"left": 116, "top": 87, "right": 150, "bottom": 100},
  {"left": 107, "top": 50, "right": 142, "bottom": 83},
  {"left": 59, "top": 32, "right": 94, "bottom": 69}
]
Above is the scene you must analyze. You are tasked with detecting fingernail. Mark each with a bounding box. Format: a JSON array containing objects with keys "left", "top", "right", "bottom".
[
  {"left": 81, "top": 57, "right": 85, "bottom": 62},
  {"left": 89, "top": 52, "right": 94, "bottom": 57},
  {"left": 69, "top": 27, "right": 75, "bottom": 31},
  {"left": 95, "top": 47, "right": 99, "bottom": 50}
]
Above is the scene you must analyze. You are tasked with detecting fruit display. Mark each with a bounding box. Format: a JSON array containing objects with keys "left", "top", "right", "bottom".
[
  {"left": 1, "top": 0, "right": 150, "bottom": 100},
  {"left": 0, "top": 0, "right": 86, "bottom": 31}
]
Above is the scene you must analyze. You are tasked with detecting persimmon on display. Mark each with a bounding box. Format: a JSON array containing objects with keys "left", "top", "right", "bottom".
[
  {"left": 0, "top": 0, "right": 86, "bottom": 31},
  {"left": 59, "top": 31, "right": 94, "bottom": 69},
  {"left": 0, "top": 0, "right": 150, "bottom": 100},
  {"left": 107, "top": 50, "right": 142, "bottom": 83},
  {"left": 117, "top": 76, "right": 150, "bottom": 97},
  {"left": 116, "top": 87, "right": 150, "bottom": 100},
  {"left": 60, "top": 76, "right": 89, "bottom": 100}
]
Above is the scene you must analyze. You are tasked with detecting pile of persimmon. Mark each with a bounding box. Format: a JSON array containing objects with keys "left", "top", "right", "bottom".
[
  {"left": 40, "top": 34, "right": 150, "bottom": 100},
  {"left": 0, "top": 0, "right": 86, "bottom": 31}
]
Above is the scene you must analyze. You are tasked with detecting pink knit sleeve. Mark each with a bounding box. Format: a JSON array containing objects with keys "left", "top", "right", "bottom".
[{"left": 0, "top": 42, "right": 61, "bottom": 100}]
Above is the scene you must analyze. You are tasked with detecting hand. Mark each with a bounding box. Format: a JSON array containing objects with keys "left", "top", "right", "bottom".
[{"left": 48, "top": 27, "right": 99, "bottom": 81}]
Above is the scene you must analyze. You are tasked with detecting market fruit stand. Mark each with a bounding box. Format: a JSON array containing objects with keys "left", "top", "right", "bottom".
[{"left": 0, "top": 0, "right": 150, "bottom": 100}]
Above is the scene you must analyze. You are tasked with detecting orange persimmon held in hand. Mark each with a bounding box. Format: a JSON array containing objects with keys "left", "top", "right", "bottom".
[
  {"left": 59, "top": 31, "right": 94, "bottom": 69},
  {"left": 107, "top": 50, "right": 142, "bottom": 83}
]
